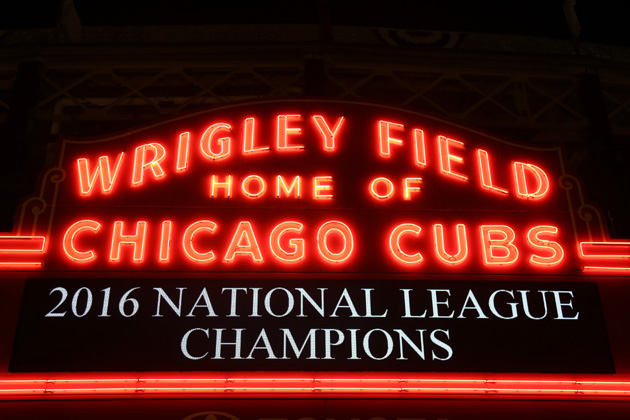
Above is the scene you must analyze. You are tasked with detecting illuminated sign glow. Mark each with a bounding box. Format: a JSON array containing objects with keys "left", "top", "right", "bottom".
[
  {"left": 1, "top": 99, "right": 628, "bottom": 401},
  {"left": 1, "top": 99, "right": 626, "bottom": 273}
]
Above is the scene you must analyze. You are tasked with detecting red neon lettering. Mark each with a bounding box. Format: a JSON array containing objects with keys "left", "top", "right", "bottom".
[
  {"left": 369, "top": 177, "right": 394, "bottom": 200},
  {"left": 243, "top": 117, "right": 269, "bottom": 154},
  {"left": 477, "top": 149, "right": 508, "bottom": 194},
  {"left": 176, "top": 132, "right": 190, "bottom": 172},
  {"left": 77, "top": 153, "right": 124, "bottom": 195},
  {"left": 312, "top": 115, "right": 345, "bottom": 151},
  {"left": 159, "top": 220, "right": 172, "bottom": 262},
  {"left": 317, "top": 221, "right": 354, "bottom": 263},
  {"left": 433, "top": 223, "right": 468, "bottom": 265},
  {"left": 403, "top": 177, "right": 422, "bottom": 200},
  {"left": 109, "top": 221, "right": 147, "bottom": 263},
  {"left": 241, "top": 175, "right": 267, "bottom": 198},
  {"left": 269, "top": 221, "right": 305, "bottom": 263},
  {"left": 224, "top": 221, "right": 263, "bottom": 263},
  {"left": 513, "top": 162, "right": 550, "bottom": 200},
  {"left": 182, "top": 220, "right": 217, "bottom": 263},
  {"left": 132, "top": 143, "right": 166, "bottom": 186},
  {"left": 414, "top": 129, "right": 427, "bottom": 167},
  {"left": 528, "top": 225, "right": 564, "bottom": 266},
  {"left": 480, "top": 225, "right": 518, "bottom": 266},
  {"left": 62, "top": 220, "right": 100, "bottom": 262},
  {"left": 277, "top": 115, "right": 303, "bottom": 150},
  {"left": 389, "top": 223, "right": 423, "bottom": 264},
  {"left": 200, "top": 123, "right": 231, "bottom": 160},
  {"left": 210, "top": 175, "right": 232, "bottom": 198},
  {"left": 438, "top": 136, "right": 468, "bottom": 182},
  {"left": 276, "top": 175, "right": 301, "bottom": 198},
  {"left": 378, "top": 120, "right": 404, "bottom": 157},
  {"left": 313, "top": 176, "right": 333, "bottom": 199}
]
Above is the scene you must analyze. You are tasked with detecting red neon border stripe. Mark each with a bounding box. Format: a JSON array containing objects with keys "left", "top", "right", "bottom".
[
  {"left": 580, "top": 241, "right": 630, "bottom": 272},
  {"left": 0, "top": 236, "right": 46, "bottom": 268},
  {"left": 2, "top": 374, "right": 630, "bottom": 400}
]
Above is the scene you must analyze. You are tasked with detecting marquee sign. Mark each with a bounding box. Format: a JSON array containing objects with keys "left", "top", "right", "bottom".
[
  {"left": 1, "top": 99, "right": 629, "bottom": 399},
  {"left": 3, "top": 100, "right": 628, "bottom": 274}
]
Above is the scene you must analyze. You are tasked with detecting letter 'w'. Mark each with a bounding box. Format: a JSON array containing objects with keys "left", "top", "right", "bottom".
[{"left": 77, "top": 153, "right": 124, "bottom": 195}]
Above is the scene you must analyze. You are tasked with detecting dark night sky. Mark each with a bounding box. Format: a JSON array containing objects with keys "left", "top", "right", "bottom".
[{"left": 1, "top": 1, "right": 628, "bottom": 46}]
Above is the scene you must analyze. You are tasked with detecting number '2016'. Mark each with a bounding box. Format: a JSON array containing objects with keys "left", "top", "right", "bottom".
[{"left": 45, "top": 286, "right": 140, "bottom": 318}]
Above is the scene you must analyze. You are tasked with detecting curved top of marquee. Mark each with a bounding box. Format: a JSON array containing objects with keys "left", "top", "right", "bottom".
[{"left": 4, "top": 98, "right": 628, "bottom": 275}]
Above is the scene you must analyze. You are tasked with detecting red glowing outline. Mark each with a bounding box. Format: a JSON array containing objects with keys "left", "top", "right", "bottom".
[
  {"left": 313, "top": 176, "right": 333, "bottom": 199},
  {"left": 0, "top": 235, "right": 47, "bottom": 268},
  {"left": 159, "top": 221, "right": 172, "bottom": 263},
  {"left": 378, "top": 120, "right": 404, "bottom": 157},
  {"left": 182, "top": 220, "right": 217, "bottom": 263},
  {"left": 480, "top": 225, "right": 519, "bottom": 266},
  {"left": 109, "top": 221, "right": 147, "bottom": 263},
  {"left": 200, "top": 123, "right": 231, "bottom": 160},
  {"left": 243, "top": 117, "right": 269, "bottom": 154},
  {"left": 579, "top": 241, "right": 630, "bottom": 259},
  {"left": 277, "top": 115, "right": 304, "bottom": 150},
  {"left": 477, "top": 149, "right": 508, "bottom": 194},
  {"left": 132, "top": 143, "right": 166, "bottom": 186},
  {"left": 176, "top": 132, "right": 190, "bottom": 172},
  {"left": 224, "top": 221, "right": 264, "bottom": 263},
  {"left": 369, "top": 177, "right": 394, "bottom": 200},
  {"left": 388, "top": 223, "right": 423, "bottom": 264},
  {"left": 579, "top": 241, "right": 630, "bottom": 272},
  {"left": 1, "top": 374, "right": 630, "bottom": 399},
  {"left": 413, "top": 128, "right": 426, "bottom": 167},
  {"left": 0, "top": 262, "right": 42, "bottom": 268},
  {"left": 317, "top": 221, "right": 353, "bottom": 264},
  {"left": 527, "top": 225, "right": 564, "bottom": 267},
  {"left": 210, "top": 175, "right": 233, "bottom": 198},
  {"left": 62, "top": 220, "right": 100, "bottom": 263},
  {"left": 276, "top": 175, "right": 301, "bottom": 198},
  {"left": 77, "top": 152, "right": 124, "bottom": 196},
  {"left": 241, "top": 175, "right": 267, "bottom": 198},
  {"left": 0, "top": 236, "right": 46, "bottom": 253},
  {"left": 403, "top": 177, "right": 422, "bottom": 200},
  {"left": 312, "top": 115, "right": 345, "bottom": 151},
  {"left": 438, "top": 136, "right": 468, "bottom": 182},
  {"left": 433, "top": 224, "right": 468, "bottom": 265},
  {"left": 513, "top": 162, "right": 550, "bottom": 200},
  {"left": 269, "top": 221, "right": 305, "bottom": 263},
  {"left": 583, "top": 266, "right": 630, "bottom": 273}
]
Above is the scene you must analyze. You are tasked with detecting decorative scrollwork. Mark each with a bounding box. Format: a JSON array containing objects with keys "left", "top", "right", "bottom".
[
  {"left": 22, "top": 197, "right": 47, "bottom": 216},
  {"left": 48, "top": 167, "right": 67, "bottom": 184},
  {"left": 559, "top": 174, "right": 578, "bottom": 192},
  {"left": 578, "top": 204, "right": 596, "bottom": 223}
]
